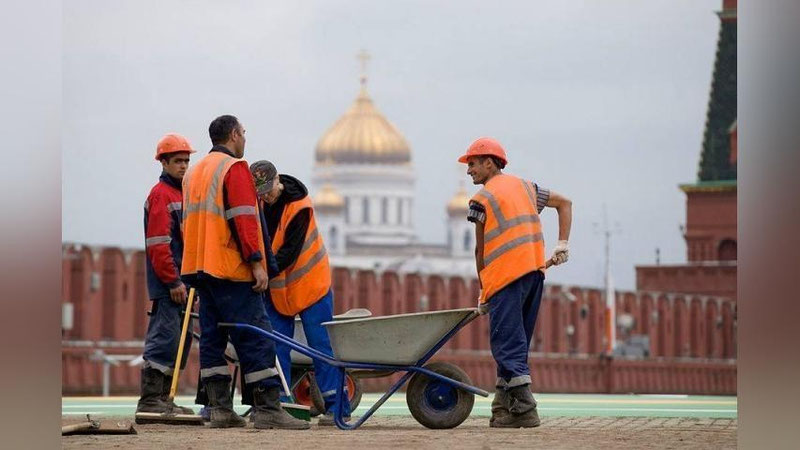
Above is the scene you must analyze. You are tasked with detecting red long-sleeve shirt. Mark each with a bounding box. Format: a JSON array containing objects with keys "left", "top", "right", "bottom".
[{"left": 144, "top": 173, "right": 183, "bottom": 295}]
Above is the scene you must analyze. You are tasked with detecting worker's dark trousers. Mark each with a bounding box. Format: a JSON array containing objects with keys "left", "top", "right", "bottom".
[
  {"left": 196, "top": 275, "right": 281, "bottom": 390},
  {"left": 142, "top": 296, "right": 192, "bottom": 375},
  {"left": 265, "top": 289, "right": 351, "bottom": 416},
  {"left": 488, "top": 270, "right": 545, "bottom": 389}
]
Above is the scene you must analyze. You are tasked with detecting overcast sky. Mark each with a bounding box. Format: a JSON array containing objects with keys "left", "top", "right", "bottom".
[{"left": 62, "top": 0, "right": 724, "bottom": 290}]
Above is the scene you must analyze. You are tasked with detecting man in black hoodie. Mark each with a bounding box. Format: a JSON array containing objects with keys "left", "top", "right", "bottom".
[{"left": 250, "top": 160, "right": 351, "bottom": 426}]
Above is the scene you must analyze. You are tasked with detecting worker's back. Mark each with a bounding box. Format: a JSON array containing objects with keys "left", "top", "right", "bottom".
[
  {"left": 181, "top": 151, "right": 257, "bottom": 282},
  {"left": 472, "top": 173, "right": 546, "bottom": 301}
]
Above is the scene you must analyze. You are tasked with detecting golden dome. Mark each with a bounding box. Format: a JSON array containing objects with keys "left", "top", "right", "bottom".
[
  {"left": 447, "top": 183, "right": 471, "bottom": 216},
  {"left": 313, "top": 184, "right": 345, "bottom": 211},
  {"left": 315, "top": 83, "right": 411, "bottom": 165}
]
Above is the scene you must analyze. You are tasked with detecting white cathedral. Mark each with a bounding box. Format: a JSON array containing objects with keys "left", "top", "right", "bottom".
[{"left": 309, "top": 58, "right": 476, "bottom": 276}]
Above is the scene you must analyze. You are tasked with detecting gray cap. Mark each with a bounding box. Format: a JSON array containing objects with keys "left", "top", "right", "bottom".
[{"left": 249, "top": 160, "right": 278, "bottom": 196}]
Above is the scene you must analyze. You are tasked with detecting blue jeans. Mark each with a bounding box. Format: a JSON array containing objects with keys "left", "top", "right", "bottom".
[
  {"left": 196, "top": 275, "right": 280, "bottom": 389},
  {"left": 488, "top": 270, "right": 545, "bottom": 388},
  {"left": 143, "top": 296, "right": 192, "bottom": 375},
  {"left": 264, "top": 289, "right": 351, "bottom": 416}
]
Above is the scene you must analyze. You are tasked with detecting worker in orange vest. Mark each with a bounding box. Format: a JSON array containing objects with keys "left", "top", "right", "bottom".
[
  {"left": 459, "top": 137, "right": 572, "bottom": 428},
  {"left": 137, "top": 133, "right": 196, "bottom": 418},
  {"left": 249, "top": 160, "right": 350, "bottom": 426},
  {"left": 181, "top": 115, "right": 309, "bottom": 430}
]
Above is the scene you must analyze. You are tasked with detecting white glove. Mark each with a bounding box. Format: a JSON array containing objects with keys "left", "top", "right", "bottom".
[
  {"left": 224, "top": 342, "right": 238, "bottom": 362},
  {"left": 550, "top": 240, "right": 569, "bottom": 265},
  {"left": 477, "top": 289, "right": 489, "bottom": 315}
]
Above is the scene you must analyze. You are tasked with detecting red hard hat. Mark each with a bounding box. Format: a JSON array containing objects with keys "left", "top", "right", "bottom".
[
  {"left": 155, "top": 133, "right": 195, "bottom": 161},
  {"left": 457, "top": 137, "right": 508, "bottom": 166}
]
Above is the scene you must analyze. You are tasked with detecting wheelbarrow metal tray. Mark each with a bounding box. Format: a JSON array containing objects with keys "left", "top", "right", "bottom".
[
  {"left": 322, "top": 308, "right": 477, "bottom": 365},
  {"left": 291, "top": 308, "right": 372, "bottom": 365}
]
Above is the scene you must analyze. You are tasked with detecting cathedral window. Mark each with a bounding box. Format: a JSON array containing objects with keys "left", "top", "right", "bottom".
[
  {"left": 463, "top": 229, "right": 471, "bottom": 251},
  {"left": 362, "top": 197, "right": 370, "bottom": 224},
  {"left": 381, "top": 197, "right": 388, "bottom": 224},
  {"left": 330, "top": 226, "right": 337, "bottom": 250},
  {"left": 397, "top": 198, "right": 403, "bottom": 224}
]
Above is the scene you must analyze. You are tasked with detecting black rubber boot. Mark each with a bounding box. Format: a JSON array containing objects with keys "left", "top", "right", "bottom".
[
  {"left": 161, "top": 375, "right": 196, "bottom": 415},
  {"left": 492, "top": 385, "right": 541, "bottom": 428},
  {"left": 206, "top": 379, "right": 246, "bottom": 428},
  {"left": 252, "top": 385, "right": 310, "bottom": 430},
  {"left": 136, "top": 368, "right": 170, "bottom": 414},
  {"left": 489, "top": 386, "right": 511, "bottom": 427}
]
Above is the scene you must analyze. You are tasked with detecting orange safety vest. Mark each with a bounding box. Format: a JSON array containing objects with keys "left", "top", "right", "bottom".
[
  {"left": 268, "top": 196, "right": 331, "bottom": 316},
  {"left": 472, "top": 173, "right": 546, "bottom": 303},
  {"left": 181, "top": 151, "right": 266, "bottom": 281}
]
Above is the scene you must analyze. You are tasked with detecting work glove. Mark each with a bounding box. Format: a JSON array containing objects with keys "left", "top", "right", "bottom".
[
  {"left": 224, "top": 342, "right": 238, "bottom": 362},
  {"left": 550, "top": 240, "right": 569, "bottom": 266},
  {"left": 477, "top": 290, "right": 489, "bottom": 315}
]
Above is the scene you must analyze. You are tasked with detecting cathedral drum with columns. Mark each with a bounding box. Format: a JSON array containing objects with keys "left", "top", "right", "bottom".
[{"left": 311, "top": 54, "right": 475, "bottom": 276}]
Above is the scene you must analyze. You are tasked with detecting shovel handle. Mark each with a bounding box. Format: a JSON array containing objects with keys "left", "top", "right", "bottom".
[
  {"left": 168, "top": 287, "right": 196, "bottom": 401},
  {"left": 61, "top": 422, "right": 95, "bottom": 435}
]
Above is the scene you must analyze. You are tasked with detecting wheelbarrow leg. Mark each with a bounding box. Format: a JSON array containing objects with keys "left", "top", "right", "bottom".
[{"left": 333, "top": 368, "right": 416, "bottom": 430}]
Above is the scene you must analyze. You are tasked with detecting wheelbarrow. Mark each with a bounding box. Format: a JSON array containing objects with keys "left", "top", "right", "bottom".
[
  {"left": 288, "top": 308, "right": 372, "bottom": 416},
  {"left": 219, "top": 307, "right": 489, "bottom": 430},
  {"left": 190, "top": 308, "right": 371, "bottom": 417}
]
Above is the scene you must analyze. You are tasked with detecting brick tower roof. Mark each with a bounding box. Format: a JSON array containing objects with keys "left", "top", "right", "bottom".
[{"left": 697, "top": 0, "right": 737, "bottom": 182}]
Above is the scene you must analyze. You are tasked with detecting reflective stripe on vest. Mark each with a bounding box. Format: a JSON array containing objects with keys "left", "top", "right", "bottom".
[
  {"left": 472, "top": 174, "right": 546, "bottom": 303},
  {"left": 269, "top": 228, "right": 327, "bottom": 289},
  {"left": 181, "top": 152, "right": 266, "bottom": 281},
  {"left": 268, "top": 197, "right": 331, "bottom": 316},
  {"left": 183, "top": 157, "right": 229, "bottom": 220}
]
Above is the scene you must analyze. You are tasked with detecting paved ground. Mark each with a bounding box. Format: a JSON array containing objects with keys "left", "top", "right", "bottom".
[{"left": 62, "top": 394, "right": 737, "bottom": 449}]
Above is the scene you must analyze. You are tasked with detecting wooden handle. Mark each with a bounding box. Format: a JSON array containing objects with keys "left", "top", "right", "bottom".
[
  {"left": 168, "top": 287, "right": 195, "bottom": 401},
  {"left": 61, "top": 422, "right": 94, "bottom": 435},
  {"left": 273, "top": 357, "right": 294, "bottom": 403}
]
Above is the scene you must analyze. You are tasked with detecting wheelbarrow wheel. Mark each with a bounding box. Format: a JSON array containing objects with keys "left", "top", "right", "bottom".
[
  {"left": 309, "top": 371, "right": 363, "bottom": 415},
  {"left": 346, "top": 373, "right": 364, "bottom": 411},
  {"left": 406, "top": 362, "right": 475, "bottom": 429},
  {"left": 292, "top": 372, "right": 323, "bottom": 417},
  {"left": 307, "top": 373, "right": 324, "bottom": 416}
]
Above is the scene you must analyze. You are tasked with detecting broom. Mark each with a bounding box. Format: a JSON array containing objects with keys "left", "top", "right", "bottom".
[
  {"left": 275, "top": 356, "right": 310, "bottom": 421},
  {"left": 240, "top": 348, "right": 311, "bottom": 422},
  {"left": 135, "top": 288, "right": 204, "bottom": 425}
]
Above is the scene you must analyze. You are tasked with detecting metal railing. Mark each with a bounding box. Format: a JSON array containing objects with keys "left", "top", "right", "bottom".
[{"left": 88, "top": 350, "right": 142, "bottom": 397}]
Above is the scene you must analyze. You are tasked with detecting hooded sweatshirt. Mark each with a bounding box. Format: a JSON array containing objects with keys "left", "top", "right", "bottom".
[{"left": 261, "top": 174, "right": 311, "bottom": 276}]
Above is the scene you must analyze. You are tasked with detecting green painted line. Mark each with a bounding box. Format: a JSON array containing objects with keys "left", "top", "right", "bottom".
[{"left": 62, "top": 394, "right": 737, "bottom": 419}]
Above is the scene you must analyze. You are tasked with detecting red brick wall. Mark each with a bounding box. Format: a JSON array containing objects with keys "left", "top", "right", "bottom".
[
  {"left": 636, "top": 182, "right": 736, "bottom": 301},
  {"left": 62, "top": 345, "right": 735, "bottom": 397},
  {"left": 61, "top": 243, "right": 737, "bottom": 395},
  {"left": 636, "top": 264, "right": 736, "bottom": 300},
  {"left": 685, "top": 190, "right": 737, "bottom": 262}
]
